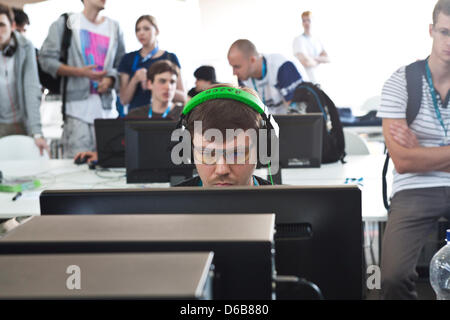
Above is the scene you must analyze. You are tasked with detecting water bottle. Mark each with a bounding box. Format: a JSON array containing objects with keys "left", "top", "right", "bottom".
[{"left": 430, "top": 229, "right": 450, "bottom": 300}]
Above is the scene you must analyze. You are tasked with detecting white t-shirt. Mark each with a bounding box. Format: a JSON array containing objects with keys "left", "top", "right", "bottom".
[
  {"left": 65, "top": 14, "right": 117, "bottom": 124},
  {"left": 0, "top": 54, "right": 19, "bottom": 124},
  {"left": 240, "top": 53, "right": 304, "bottom": 115},
  {"left": 293, "top": 34, "right": 325, "bottom": 84},
  {"left": 377, "top": 66, "right": 450, "bottom": 196}
]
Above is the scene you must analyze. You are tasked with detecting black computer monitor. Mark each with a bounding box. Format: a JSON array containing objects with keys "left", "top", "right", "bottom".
[
  {"left": 273, "top": 113, "right": 323, "bottom": 168},
  {"left": 125, "top": 120, "right": 194, "bottom": 184},
  {"left": 40, "top": 185, "right": 363, "bottom": 299},
  {"left": 94, "top": 119, "right": 126, "bottom": 168}
]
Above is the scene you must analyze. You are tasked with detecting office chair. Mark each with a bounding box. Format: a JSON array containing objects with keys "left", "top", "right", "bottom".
[{"left": 343, "top": 130, "right": 370, "bottom": 155}]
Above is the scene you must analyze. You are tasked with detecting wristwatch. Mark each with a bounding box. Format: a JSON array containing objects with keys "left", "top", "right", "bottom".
[{"left": 33, "top": 133, "right": 44, "bottom": 139}]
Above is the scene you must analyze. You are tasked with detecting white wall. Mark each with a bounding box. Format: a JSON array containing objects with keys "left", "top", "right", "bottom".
[
  {"left": 197, "top": 0, "right": 435, "bottom": 114},
  {"left": 25, "top": 0, "right": 202, "bottom": 92},
  {"left": 24, "top": 0, "right": 436, "bottom": 114}
]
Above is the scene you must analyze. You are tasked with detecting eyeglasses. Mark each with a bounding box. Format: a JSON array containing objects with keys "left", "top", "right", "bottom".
[{"left": 193, "top": 144, "right": 256, "bottom": 165}]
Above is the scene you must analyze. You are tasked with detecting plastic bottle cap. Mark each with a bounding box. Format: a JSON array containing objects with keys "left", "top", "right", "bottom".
[{"left": 447, "top": 229, "right": 450, "bottom": 243}]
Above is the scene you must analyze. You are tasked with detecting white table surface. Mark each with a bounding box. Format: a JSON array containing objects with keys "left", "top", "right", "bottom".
[
  {"left": 255, "top": 154, "right": 392, "bottom": 222},
  {"left": 0, "top": 159, "right": 169, "bottom": 219},
  {"left": 0, "top": 155, "right": 392, "bottom": 221}
]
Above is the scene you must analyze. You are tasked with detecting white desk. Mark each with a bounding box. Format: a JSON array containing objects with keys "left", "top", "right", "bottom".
[
  {"left": 256, "top": 154, "right": 392, "bottom": 222},
  {"left": 1, "top": 155, "right": 391, "bottom": 221},
  {"left": 0, "top": 160, "right": 169, "bottom": 219}
]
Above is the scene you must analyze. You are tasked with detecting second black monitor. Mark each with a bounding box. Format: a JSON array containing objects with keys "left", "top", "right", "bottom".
[
  {"left": 273, "top": 113, "right": 323, "bottom": 168},
  {"left": 125, "top": 120, "right": 194, "bottom": 184}
]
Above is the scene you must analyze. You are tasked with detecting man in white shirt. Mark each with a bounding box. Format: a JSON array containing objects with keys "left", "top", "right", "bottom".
[
  {"left": 39, "top": 0, "right": 125, "bottom": 158},
  {"left": 377, "top": 0, "right": 450, "bottom": 299},
  {"left": 228, "top": 39, "right": 304, "bottom": 115},
  {"left": 293, "top": 11, "right": 329, "bottom": 84}
]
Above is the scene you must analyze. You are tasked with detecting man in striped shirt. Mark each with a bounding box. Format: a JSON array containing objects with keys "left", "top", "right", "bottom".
[{"left": 377, "top": 0, "right": 450, "bottom": 299}]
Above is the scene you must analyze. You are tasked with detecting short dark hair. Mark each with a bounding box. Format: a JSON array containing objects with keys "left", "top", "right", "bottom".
[
  {"left": 147, "top": 60, "right": 178, "bottom": 82},
  {"left": 12, "top": 7, "right": 29, "bottom": 26},
  {"left": 433, "top": 0, "right": 450, "bottom": 25},
  {"left": 185, "top": 83, "right": 263, "bottom": 138},
  {"left": 0, "top": 3, "right": 14, "bottom": 25},
  {"left": 194, "top": 65, "right": 216, "bottom": 83}
]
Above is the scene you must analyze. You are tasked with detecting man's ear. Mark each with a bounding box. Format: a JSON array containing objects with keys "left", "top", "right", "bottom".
[
  {"left": 429, "top": 24, "right": 434, "bottom": 37},
  {"left": 147, "top": 79, "right": 153, "bottom": 90},
  {"left": 11, "top": 21, "right": 16, "bottom": 31}
]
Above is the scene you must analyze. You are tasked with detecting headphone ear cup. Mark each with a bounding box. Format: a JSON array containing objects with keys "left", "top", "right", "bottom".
[{"left": 2, "top": 43, "right": 16, "bottom": 57}]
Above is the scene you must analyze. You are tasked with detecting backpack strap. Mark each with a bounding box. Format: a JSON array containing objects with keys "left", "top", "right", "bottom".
[
  {"left": 320, "top": 88, "right": 346, "bottom": 163},
  {"left": 382, "top": 59, "right": 426, "bottom": 210},
  {"left": 405, "top": 59, "right": 425, "bottom": 126},
  {"left": 60, "top": 13, "right": 72, "bottom": 122},
  {"left": 296, "top": 83, "right": 328, "bottom": 124}
]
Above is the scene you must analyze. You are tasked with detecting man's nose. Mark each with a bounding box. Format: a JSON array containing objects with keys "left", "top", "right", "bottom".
[{"left": 215, "top": 156, "right": 231, "bottom": 176}]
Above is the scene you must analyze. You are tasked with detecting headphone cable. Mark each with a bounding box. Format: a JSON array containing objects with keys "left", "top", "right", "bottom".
[{"left": 268, "top": 161, "right": 274, "bottom": 185}]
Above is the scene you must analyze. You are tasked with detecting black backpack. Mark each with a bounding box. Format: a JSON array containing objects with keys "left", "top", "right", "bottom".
[
  {"left": 382, "top": 59, "right": 426, "bottom": 210},
  {"left": 292, "top": 82, "right": 346, "bottom": 163},
  {"left": 36, "top": 13, "right": 72, "bottom": 96}
]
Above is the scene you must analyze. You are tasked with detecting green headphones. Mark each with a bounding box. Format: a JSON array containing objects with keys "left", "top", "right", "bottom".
[
  {"left": 177, "top": 86, "right": 279, "bottom": 185},
  {"left": 179, "top": 86, "right": 279, "bottom": 137}
]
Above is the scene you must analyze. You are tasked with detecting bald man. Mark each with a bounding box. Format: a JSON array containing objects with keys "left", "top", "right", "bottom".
[{"left": 227, "top": 39, "right": 306, "bottom": 115}]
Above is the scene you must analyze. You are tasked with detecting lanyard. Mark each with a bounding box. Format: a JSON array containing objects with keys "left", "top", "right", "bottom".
[
  {"left": 425, "top": 59, "right": 448, "bottom": 142},
  {"left": 148, "top": 102, "right": 172, "bottom": 119},
  {"left": 251, "top": 58, "right": 267, "bottom": 104},
  {"left": 132, "top": 45, "right": 159, "bottom": 73}
]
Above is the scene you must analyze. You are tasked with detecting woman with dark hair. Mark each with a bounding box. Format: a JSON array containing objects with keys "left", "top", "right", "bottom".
[{"left": 118, "top": 15, "right": 186, "bottom": 114}]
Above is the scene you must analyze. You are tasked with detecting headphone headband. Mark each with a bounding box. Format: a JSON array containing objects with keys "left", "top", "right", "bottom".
[{"left": 182, "top": 87, "right": 267, "bottom": 116}]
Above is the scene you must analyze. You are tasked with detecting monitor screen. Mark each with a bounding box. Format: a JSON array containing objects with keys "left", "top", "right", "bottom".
[
  {"left": 94, "top": 119, "right": 126, "bottom": 168},
  {"left": 273, "top": 113, "right": 323, "bottom": 168},
  {"left": 124, "top": 120, "right": 195, "bottom": 184},
  {"left": 40, "top": 185, "right": 363, "bottom": 299}
]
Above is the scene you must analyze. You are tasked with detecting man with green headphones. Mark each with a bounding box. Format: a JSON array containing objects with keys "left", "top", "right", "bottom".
[{"left": 175, "top": 84, "right": 279, "bottom": 187}]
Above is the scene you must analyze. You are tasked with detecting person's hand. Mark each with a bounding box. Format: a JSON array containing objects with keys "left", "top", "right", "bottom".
[
  {"left": 133, "top": 68, "right": 148, "bottom": 90},
  {"left": 389, "top": 122, "right": 420, "bottom": 148},
  {"left": 34, "top": 137, "right": 50, "bottom": 156},
  {"left": 74, "top": 151, "right": 98, "bottom": 163},
  {"left": 79, "top": 65, "right": 108, "bottom": 81},
  {"left": 97, "top": 77, "right": 114, "bottom": 94}
]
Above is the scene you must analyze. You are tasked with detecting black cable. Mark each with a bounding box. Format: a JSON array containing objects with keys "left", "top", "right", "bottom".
[{"left": 275, "top": 275, "right": 324, "bottom": 300}]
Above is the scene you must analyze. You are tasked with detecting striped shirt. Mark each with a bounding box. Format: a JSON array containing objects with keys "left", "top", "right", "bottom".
[{"left": 377, "top": 65, "right": 450, "bottom": 196}]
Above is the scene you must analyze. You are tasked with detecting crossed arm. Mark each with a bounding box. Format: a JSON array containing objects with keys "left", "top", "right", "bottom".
[
  {"left": 383, "top": 118, "right": 450, "bottom": 174},
  {"left": 295, "top": 50, "right": 329, "bottom": 68}
]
